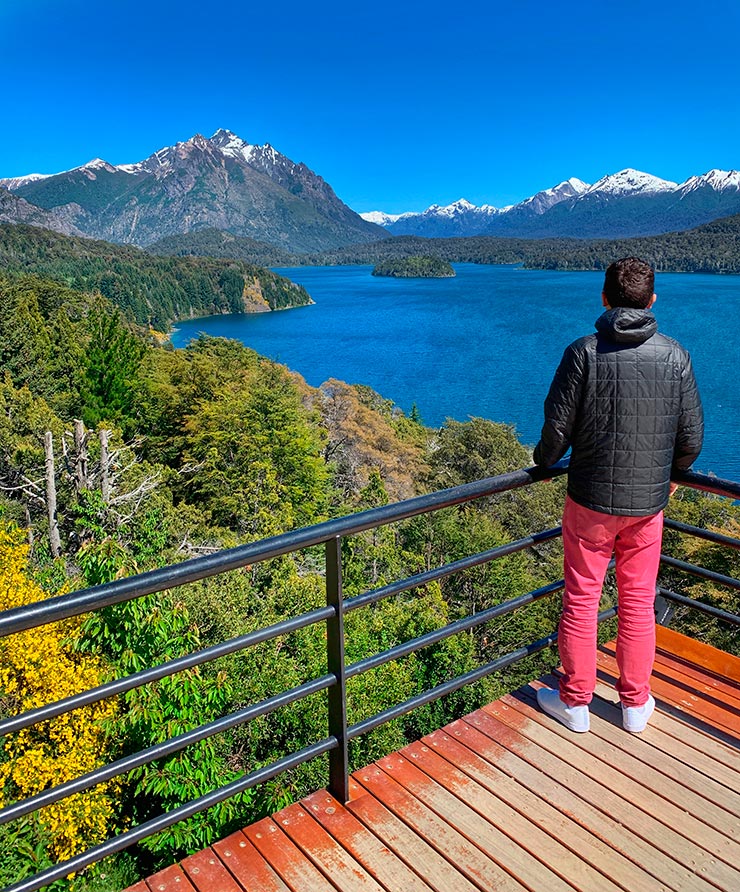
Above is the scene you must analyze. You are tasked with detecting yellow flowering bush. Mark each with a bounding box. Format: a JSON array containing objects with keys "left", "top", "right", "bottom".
[{"left": 0, "top": 524, "right": 118, "bottom": 863}]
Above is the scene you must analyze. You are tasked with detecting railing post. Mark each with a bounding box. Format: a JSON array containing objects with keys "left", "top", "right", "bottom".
[
  {"left": 654, "top": 590, "right": 674, "bottom": 627},
  {"left": 325, "top": 535, "right": 349, "bottom": 802}
]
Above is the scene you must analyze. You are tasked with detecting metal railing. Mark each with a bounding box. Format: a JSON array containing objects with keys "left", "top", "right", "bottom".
[{"left": 1, "top": 461, "right": 739, "bottom": 892}]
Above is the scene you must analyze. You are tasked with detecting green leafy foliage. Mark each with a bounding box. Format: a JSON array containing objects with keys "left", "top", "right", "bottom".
[
  {"left": 76, "top": 551, "right": 243, "bottom": 861},
  {"left": 80, "top": 308, "right": 147, "bottom": 432}
]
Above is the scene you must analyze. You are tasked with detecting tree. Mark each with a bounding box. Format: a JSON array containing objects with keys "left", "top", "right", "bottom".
[
  {"left": 80, "top": 306, "right": 147, "bottom": 432},
  {"left": 184, "top": 362, "right": 328, "bottom": 538}
]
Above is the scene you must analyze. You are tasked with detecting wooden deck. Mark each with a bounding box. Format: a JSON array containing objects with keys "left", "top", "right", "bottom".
[{"left": 128, "top": 627, "right": 740, "bottom": 892}]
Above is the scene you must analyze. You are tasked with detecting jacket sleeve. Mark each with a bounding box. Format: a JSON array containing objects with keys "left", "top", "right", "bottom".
[
  {"left": 533, "top": 343, "right": 585, "bottom": 467},
  {"left": 672, "top": 352, "right": 703, "bottom": 471}
]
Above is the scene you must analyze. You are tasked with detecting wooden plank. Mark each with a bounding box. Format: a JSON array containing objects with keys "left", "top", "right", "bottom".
[
  {"left": 653, "top": 650, "right": 740, "bottom": 703},
  {"left": 532, "top": 673, "right": 740, "bottom": 837},
  {"left": 602, "top": 640, "right": 740, "bottom": 710},
  {"left": 353, "top": 762, "right": 530, "bottom": 892},
  {"left": 346, "top": 778, "right": 480, "bottom": 892},
  {"left": 596, "top": 649, "right": 740, "bottom": 741},
  {"left": 448, "top": 715, "right": 708, "bottom": 892},
  {"left": 304, "top": 790, "right": 435, "bottom": 892},
  {"left": 141, "top": 863, "right": 198, "bottom": 892},
  {"left": 476, "top": 700, "right": 740, "bottom": 892},
  {"left": 180, "top": 848, "right": 242, "bottom": 892},
  {"left": 469, "top": 704, "right": 734, "bottom": 892},
  {"left": 593, "top": 680, "right": 740, "bottom": 782},
  {"left": 243, "top": 816, "right": 338, "bottom": 892},
  {"left": 122, "top": 883, "right": 149, "bottom": 892},
  {"left": 501, "top": 686, "right": 740, "bottom": 868},
  {"left": 423, "top": 724, "right": 672, "bottom": 892},
  {"left": 274, "top": 802, "right": 386, "bottom": 892},
  {"left": 583, "top": 688, "right": 740, "bottom": 819},
  {"left": 403, "top": 737, "right": 628, "bottom": 892},
  {"left": 212, "top": 830, "right": 292, "bottom": 891},
  {"left": 377, "top": 750, "right": 577, "bottom": 892},
  {"left": 656, "top": 625, "right": 740, "bottom": 684}
]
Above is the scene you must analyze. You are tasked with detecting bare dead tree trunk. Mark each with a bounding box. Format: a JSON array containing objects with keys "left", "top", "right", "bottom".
[
  {"left": 73, "top": 419, "right": 89, "bottom": 493},
  {"left": 44, "top": 431, "right": 62, "bottom": 558},
  {"left": 100, "top": 428, "right": 111, "bottom": 504},
  {"left": 24, "top": 503, "right": 34, "bottom": 550}
]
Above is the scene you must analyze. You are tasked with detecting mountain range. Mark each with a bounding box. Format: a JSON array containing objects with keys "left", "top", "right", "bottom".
[
  {"left": 1, "top": 131, "right": 739, "bottom": 251},
  {"left": 363, "top": 169, "right": 740, "bottom": 239},
  {"left": 0, "top": 130, "right": 385, "bottom": 253}
]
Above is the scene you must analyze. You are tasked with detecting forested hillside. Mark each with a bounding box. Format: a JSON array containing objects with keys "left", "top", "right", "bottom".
[
  {"left": 0, "top": 273, "right": 736, "bottom": 891},
  {"left": 0, "top": 224, "right": 311, "bottom": 328},
  {"left": 307, "top": 213, "right": 740, "bottom": 272},
  {"left": 144, "top": 212, "right": 740, "bottom": 275},
  {"left": 147, "top": 227, "right": 297, "bottom": 267}
]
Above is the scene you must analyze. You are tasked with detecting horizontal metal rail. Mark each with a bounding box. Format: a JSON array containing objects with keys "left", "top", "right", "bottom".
[
  {"left": 657, "top": 586, "right": 740, "bottom": 626},
  {"left": 0, "top": 572, "right": 565, "bottom": 827},
  {"left": 0, "top": 605, "right": 335, "bottom": 738},
  {"left": 673, "top": 468, "right": 740, "bottom": 501},
  {"left": 0, "top": 673, "right": 336, "bottom": 826},
  {"left": 346, "top": 579, "right": 565, "bottom": 680},
  {"left": 344, "top": 527, "right": 561, "bottom": 614},
  {"left": 0, "top": 463, "right": 568, "bottom": 638},
  {"left": 348, "top": 607, "right": 619, "bottom": 739},
  {"left": 0, "top": 529, "right": 562, "bottom": 738},
  {"left": 663, "top": 518, "right": 740, "bottom": 550},
  {"left": 660, "top": 554, "right": 740, "bottom": 591}
]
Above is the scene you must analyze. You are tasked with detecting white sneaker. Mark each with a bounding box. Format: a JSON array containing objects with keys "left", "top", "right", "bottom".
[
  {"left": 622, "top": 694, "right": 655, "bottom": 733},
  {"left": 536, "top": 687, "right": 590, "bottom": 732}
]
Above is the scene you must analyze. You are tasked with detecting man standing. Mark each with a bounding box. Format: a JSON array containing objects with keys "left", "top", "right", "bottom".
[{"left": 534, "top": 257, "right": 703, "bottom": 733}]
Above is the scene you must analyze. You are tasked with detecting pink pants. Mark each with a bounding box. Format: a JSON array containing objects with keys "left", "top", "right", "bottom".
[{"left": 559, "top": 496, "right": 663, "bottom": 709}]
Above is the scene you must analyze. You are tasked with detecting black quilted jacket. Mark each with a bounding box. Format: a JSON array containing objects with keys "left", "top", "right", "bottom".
[{"left": 533, "top": 307, "right": 703, "bottom": 515}]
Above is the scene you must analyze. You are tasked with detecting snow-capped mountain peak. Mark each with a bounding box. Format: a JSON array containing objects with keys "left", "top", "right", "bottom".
[
  {"left": 78, "top": 158, "right": 118, "bottom": 177},
  {"left": 515, "top": 177, "right": 590, "bottom": 214},
  {"left": 425, "top": 198, "right": 501, "bottom": 218},
  {"left": 585, "top": 168, "right": 678, "bottom": 197},
  {"left": 0, "top": 171, "right": 54, "bottom": 191},
  {"left": 360, "top": 210, "right": 409, "bottom": 226},
  {"left": 678, "top": 169, "right": 740, "bottom": 196},
  {"left": 81, "top": 158, "right": 112, "bottom": 170},
  {"left": 210, "top": 128, "right": 257, "bottom": 164}
]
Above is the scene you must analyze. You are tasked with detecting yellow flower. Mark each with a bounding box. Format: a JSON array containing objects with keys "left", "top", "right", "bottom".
[{"left": 0, "top": 524, "right": 118, "bottom": 860}]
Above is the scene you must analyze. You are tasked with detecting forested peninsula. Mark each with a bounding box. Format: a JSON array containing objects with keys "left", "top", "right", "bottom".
[{"left": 0, "top": 224, "right": 311, "bottom": 328}]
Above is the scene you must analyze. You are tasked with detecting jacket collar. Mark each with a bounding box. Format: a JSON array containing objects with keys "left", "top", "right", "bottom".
[{"left": 595, "top": 307, "right": 657, "bottom": 345}]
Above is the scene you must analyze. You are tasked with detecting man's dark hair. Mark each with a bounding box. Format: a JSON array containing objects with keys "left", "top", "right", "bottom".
[{"left": 603, "top": 257, "right": 655, "bottom": 309}]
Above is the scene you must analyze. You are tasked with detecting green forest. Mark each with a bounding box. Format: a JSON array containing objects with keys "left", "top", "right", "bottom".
[
  {"left": 308, "top": 213, "right": 740, "bottom": 272},
  {"left": 0, "top": 263, "right": 737, "bottom": 891},
  {"left": 144, "top": 212, "right": 740, "bottom": 275},
  {"left": 372, "top": 255, "right": 455, "bottom": 277}
]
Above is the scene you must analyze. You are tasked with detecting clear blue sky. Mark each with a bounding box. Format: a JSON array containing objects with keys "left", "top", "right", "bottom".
[{"left": 2, "top": 0, "right": 739, "bottom": 214}]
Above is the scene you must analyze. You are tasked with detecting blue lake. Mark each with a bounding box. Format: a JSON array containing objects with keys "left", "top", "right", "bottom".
[{"left": 171, "top": 264, "right": 740, "bottom": 480}]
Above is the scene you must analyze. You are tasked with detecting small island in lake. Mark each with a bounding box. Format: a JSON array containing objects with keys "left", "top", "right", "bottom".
[{"left": 372, "top": 255, "right": 456, "bottom": 278}]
